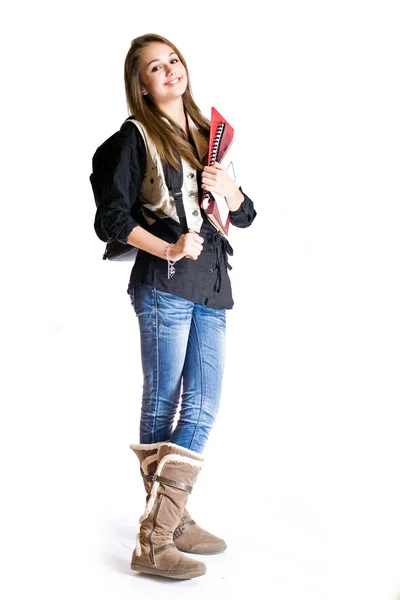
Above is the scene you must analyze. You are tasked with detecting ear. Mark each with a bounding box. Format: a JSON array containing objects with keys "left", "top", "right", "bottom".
[{"left": 141, "top": 89, "right": 148, "bottom": 95}]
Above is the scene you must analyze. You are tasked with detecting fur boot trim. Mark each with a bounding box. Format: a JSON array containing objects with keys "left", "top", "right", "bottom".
[
  {"left": 161, "top": 442, "right": 203, "bottom": 461},
  {"left": 129, "top": 441, "right": 165, "bottom": 452},
  {"left": 135, "top": 532, "right": 142, "bottom": 557},
  {"left": 141, "top": 453, "right": 158, "bottom": 475}
]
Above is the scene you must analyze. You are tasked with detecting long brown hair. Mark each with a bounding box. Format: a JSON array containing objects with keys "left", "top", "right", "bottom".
[{"left": 124, "top": 33, "right": 210, "bottom": 171}]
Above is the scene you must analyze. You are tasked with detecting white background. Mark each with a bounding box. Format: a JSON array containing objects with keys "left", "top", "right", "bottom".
[{"left": 1, "top": 1, "right": 400, "bottom": 599}]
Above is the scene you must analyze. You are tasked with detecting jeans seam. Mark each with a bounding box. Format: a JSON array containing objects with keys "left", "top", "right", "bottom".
[
  {"left": 152, "top": 287, "right": 160, "bottom": 443},
  {"left": 187, "top": 314, "right": 204, "bottom": 451}
]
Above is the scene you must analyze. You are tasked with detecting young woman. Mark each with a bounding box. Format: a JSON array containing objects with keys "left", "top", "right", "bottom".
[{"left": 94, "top": 33, "right": 257, "bottom": 579}]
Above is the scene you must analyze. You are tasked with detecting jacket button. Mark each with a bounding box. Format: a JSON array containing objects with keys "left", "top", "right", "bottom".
[
  {"left": 209, "top": 268, "right": 214, "bottom": 274},
  {"left": 192, "top": 209, "right": 199, "bottom": 216},
  {"left": 189, "top": 191, "right": 196, "bottom": 197},
  {"left": 187, "top": 172, "right": 195, "bottom": 179},
  {"left": 210, "top": 246, "right": 215, "bottom": 252}
]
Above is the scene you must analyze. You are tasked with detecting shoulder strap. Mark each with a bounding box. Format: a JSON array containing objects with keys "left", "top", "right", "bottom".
[{"left": 164, "top": 164, "right": 188, "bottom": 233}]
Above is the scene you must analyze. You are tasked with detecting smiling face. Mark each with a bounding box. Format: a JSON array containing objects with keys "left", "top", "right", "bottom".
[{"left": 138, "top": 42, "right": 187, "bottom": 107}]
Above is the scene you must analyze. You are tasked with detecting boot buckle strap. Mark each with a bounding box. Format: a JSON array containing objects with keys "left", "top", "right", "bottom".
[
  {"left": 154, "top": 542, "right": 175, "bottom": 556},
  {"left": 173, "top": 519, "right": 196, "bottom": 540},
  {"left": 154, "top": 474, "right": 193, "bottom": 493},
  {"left": 140, "top": 468, "right": 155, "bottom": 483}
]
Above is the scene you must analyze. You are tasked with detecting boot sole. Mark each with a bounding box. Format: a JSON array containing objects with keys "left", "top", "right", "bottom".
[{"left": 130, "top": 562, "right": 206, "bottom": 579}]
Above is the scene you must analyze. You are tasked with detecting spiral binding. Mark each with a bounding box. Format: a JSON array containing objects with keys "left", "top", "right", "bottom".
[
  {"left": 210, "top": 122, "right": 225, "bottom": 165},
  {"left": 204, "top": 122, "right": 226, "bottom": 205}
]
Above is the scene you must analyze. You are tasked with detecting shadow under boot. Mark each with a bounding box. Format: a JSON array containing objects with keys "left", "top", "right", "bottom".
[
  {"left": 130, "top": 442, "right": 206, "bottom": 579},
  {"left": 130, "top": 442, "right": 227, "bottom": 555}
]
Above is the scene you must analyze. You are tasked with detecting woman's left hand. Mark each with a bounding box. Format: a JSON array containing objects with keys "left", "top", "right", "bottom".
[{"left": 201, "top": 162, "right": 238, "bottom": 199}]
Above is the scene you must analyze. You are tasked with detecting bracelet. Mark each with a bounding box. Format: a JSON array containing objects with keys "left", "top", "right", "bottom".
[{"left": 165, "top": 243, "right": 176, "bottom": 279}]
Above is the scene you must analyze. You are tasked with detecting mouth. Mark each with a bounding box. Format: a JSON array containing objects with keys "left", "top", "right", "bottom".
[{"left": 165, "top": 76, "right": 183, "bottom": 86}]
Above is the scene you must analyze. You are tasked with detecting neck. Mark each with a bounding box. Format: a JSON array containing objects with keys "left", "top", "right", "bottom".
[{"left": 158, "top": 98, "right": 187, "bottom": 134}]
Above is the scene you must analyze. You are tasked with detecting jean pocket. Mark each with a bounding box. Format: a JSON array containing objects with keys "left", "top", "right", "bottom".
[{"left": 130, "top": 282, "right": 155, "bottom": 315}]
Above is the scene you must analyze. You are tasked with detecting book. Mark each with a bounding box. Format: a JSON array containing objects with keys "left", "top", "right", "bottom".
[{"left": 201, "top": 107, "right": 237, "bottom": 236}]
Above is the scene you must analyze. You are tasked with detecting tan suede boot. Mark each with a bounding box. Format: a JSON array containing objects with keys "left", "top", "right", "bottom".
[
  {"left": 130, "top": 442, "right": 227, "bottom": 555},
  {"left": 130, "top": 442, "right": 206, "bottom": 579}
]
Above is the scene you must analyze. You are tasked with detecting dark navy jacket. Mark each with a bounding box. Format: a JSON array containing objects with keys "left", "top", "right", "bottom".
[{"left": 94, "top": 121, "right": 257, "bottom": 309}]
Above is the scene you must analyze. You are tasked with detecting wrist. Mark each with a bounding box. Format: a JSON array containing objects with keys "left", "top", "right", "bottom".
[
  {"left": 165, "top": 242, "right": 175, "bottom": 262},
  {"left": 225, "top": 187, "right": 244, "bottom": 211}
]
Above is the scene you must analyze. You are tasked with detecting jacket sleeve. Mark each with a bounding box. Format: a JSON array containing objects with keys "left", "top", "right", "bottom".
[
  {"left": 228, "top": 187, "right": 257, "bottom": 228},
  {"left": 94, "top": 122, "right": 146, "bottom": 244}
]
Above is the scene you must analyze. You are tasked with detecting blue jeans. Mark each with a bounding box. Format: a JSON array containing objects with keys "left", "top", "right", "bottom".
[{"left": 130, "top": 283, "right": 226, "bottom": 454}]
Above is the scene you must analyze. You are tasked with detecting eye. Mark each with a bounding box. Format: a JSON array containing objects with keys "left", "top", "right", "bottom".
[{"left": 151, "top": 58, "right": 179, "bottom": 72}]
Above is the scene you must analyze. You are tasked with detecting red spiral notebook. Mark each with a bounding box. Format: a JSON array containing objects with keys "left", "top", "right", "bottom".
[{"left": 201, "top": 107, "right": 236, "bottom": 236}]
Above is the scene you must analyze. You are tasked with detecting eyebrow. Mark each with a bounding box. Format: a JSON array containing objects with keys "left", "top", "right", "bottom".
[{"left": 146, "top": 52, "right": 177, "bottom": 68}]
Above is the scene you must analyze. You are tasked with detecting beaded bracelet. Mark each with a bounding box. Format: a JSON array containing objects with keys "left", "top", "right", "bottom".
[{"left": 165, "top": 243, "right": 176, "bottom": 279}]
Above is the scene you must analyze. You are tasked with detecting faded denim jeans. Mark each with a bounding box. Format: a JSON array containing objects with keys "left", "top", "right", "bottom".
[{"left": 130, "top": 283, "right": 226, "bottom": 454}]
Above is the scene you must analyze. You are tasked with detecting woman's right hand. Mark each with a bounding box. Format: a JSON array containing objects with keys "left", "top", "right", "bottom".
[{"left": 168, "top": 230, "right": 204, "bottom": 261}]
